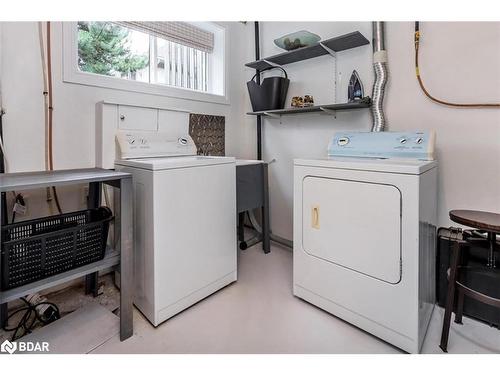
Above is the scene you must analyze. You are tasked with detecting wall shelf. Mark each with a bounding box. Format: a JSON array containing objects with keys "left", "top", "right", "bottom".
[
  {"left": 245, "top": 31, "right": 370, "bottom": 70},
  {"left": 247, "top": 98, "right": 372, "bottom": 117}
]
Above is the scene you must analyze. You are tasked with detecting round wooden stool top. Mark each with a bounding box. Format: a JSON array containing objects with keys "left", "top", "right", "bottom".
[{"left": 450, "top": 210, "right": 500, "bottom": 233}]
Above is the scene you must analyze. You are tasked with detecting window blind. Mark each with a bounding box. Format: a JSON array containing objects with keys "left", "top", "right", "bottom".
[{"left": 114, "top": 22, "right": 214, "bottom": 53}]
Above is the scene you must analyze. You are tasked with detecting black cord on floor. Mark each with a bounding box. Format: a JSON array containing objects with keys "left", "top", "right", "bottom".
[
  {"left": 2, "top": 297, "right": 60, "bottom": 341},
  {"left": 11, "top": 193, "right": 25, "bottom": 224}
]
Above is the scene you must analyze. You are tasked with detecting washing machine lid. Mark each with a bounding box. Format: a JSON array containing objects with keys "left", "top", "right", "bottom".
[
  {"left": 115, "top": 155, "right": 235, "bottom": 170},
  {"left": 294, "top": 157, "right": 437, "bottom": 175}
]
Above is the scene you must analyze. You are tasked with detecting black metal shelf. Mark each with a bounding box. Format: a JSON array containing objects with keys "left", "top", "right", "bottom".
[
  {"left": 245, "top": 31, "right": 369, "bottom": 70},
  {"left": 247, "top": 98, "right": 372, "bottom": 117}
]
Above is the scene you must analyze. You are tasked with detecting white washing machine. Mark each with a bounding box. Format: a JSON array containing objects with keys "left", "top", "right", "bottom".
[
  {"left": 95, "top": 102, "right": 237, "bottom": 327},
  {"left": 293, "top": 132, "right": 438, "bottom": 353},
  {"left": 115, "top": 132, "right": 237, "bottom": 326}
]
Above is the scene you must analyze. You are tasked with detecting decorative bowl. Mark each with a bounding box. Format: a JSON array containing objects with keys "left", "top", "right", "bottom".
[{"left": 274, "top": 30, "right": 321, "bottom": 51}]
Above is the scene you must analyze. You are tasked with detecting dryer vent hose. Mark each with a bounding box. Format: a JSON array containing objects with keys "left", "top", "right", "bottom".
[{"left": 371, "top": 22, "right": 388, "bottom": 132}]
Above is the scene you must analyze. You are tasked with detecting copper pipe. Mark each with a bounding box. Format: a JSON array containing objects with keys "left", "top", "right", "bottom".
[
  {"left": 46, "top": 22, "right": 62, "bottom": 214},
  {"left": 414, "top": 22, "right": 500, "bottom": 108},
  {"left": 38, "top": 22, "right": 54, "bottom": 212}
]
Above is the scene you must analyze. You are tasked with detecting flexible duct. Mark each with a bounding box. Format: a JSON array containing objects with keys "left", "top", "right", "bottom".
[{"left": 371, "top": 22, "right": 388, "bottom": 132}]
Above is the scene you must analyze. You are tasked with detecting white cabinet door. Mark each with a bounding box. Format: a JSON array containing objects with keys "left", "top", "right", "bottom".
[
  {"left": 302, "top": 177, "right": 402, "bottom": 284},
  {"left": 158, "top": 110, "right": 190, "bottom": 136},
  {"left": 118, "top": 105, "right": 158, "bottom": 131}
]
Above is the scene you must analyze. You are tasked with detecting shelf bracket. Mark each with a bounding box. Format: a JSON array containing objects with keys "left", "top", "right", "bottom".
[
  {"left": 319, "top": 42, "right": 337, "bottom": 104},
  {"left": 319, "top": 107, "right": 337, "bottom": 118},
  {"left": 319, "top": 42, "right": 337, "bottom": 58},
  {"left": 262, "top": 59, "right": 281, "bottom": 68},
  {"left": 263, "top": 112, "right": 281, "bottom": 119}
]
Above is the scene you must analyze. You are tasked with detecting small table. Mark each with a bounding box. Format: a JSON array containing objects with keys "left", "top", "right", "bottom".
[
  {"left": 440, "top": 209, "right": 500, "bottom": 352},
  {"left": 450, "top": 210, "right": 500, "bottom": 268},
  {"left": 0, "top": 168, "right": 134, "bottom": 341}
]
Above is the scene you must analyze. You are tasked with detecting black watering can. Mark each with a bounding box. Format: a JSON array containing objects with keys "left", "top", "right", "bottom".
[{"left": 247, "top": 66, "right": 289, "bottom": 112}]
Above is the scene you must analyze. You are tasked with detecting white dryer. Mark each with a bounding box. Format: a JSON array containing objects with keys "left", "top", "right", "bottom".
[{"left": 293, "top": 155, "right": 437, "bottom": 353}]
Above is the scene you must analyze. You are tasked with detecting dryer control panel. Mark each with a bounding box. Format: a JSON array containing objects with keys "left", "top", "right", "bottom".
[
  {"left": 328, "top": 131, "right": 436, "bottom": 160},
  {"left": 116, "top": 131, "right": 197, "bottom": 159}
]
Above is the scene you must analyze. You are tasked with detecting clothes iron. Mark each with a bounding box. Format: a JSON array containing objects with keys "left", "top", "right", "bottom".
[{"left": 347, "top": 70, "right": 364, "bottom": 102}]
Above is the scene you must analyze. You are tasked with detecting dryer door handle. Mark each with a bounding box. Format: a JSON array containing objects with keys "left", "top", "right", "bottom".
[{"left": 311, "top": 205, "right": 320, "bottom": 229}]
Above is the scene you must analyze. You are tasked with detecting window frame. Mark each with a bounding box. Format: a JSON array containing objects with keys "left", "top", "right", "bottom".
[{"left": 62, "top": 22, "right": 229, "bottom": 105}]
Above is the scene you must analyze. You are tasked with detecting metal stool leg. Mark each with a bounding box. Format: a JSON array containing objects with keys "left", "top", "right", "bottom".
[
  {"left": 0, "top": 302, "right": 7, "bottom": 328},
  {"left": 440, "top": 240, "right": 462, "bottom": 352},
  {"left": 454, "top": 289, "right": 465, "bottom": 324}
]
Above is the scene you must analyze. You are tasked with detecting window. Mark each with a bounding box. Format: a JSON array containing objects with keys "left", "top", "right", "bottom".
[
  {"left": 153, "top": 37, "right": 209, "bottom": 92},
  {"left": 63, "top": 21, "right": 227, "bottom": 103}
]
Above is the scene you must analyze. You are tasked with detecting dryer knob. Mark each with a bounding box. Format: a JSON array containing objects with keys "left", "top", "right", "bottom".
[{"left": 337, "top": 137, "right": 350, "bottom": 146}]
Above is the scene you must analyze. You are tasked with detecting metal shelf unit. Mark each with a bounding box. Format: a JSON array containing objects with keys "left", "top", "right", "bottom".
[{"left": 0, "top": 168, "right": 133, "bottom": 341}]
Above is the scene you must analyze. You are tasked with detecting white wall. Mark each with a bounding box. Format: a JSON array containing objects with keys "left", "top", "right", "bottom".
[
  {"left": 0, "top": 21, "right": 255, "bottom": 217},
  {"left": 247, "top": 21, "right": 500, "bottom": 240},
  {"left": 385, "top": 22, "right": 500, "bottom": 228},
  {"left": 252, "top": 22, "right": 374, "bottom": 240}
]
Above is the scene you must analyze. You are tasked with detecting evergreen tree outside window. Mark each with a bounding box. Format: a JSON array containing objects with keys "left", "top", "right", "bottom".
[{"left": 77, "top": 21, "right": 210, "bottom": 92}]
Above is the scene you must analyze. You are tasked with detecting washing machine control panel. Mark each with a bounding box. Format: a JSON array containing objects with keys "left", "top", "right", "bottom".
[
  {"left": 116, "top": 131, "right": 197, "bottom": 159},
  {"left": 328, "top": 131, "right": 436, "bottom": 160}
]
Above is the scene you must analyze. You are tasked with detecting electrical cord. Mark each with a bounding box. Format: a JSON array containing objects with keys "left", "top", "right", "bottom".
[
  {"left": 0, "top": 114, "right": 26, "bottom": 224},
  {"left": 11, "top": 193, "right": 25, "bottom": 223},
  {"left": 0, "top": 118, "right": 8, "bottom": 173},
  {"left": 414, "top": 22, "right": 500, "bottom": 108},
  {"left": 2, "top": 297, "right": 60, "bottom": 341}
]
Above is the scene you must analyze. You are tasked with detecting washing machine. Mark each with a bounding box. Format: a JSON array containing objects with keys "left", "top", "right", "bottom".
[
  {"left": 114, "top": 130, "right": 237, "bottom": 327},
  {"left": 293, "top": 131, "right": 437, "bottom": 353}
]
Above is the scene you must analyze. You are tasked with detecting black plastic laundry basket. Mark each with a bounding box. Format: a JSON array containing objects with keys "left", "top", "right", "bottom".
[
  {"left": 247, "top": 66, "right": 290, "bottom": 112},
  {"left": 1, "top": 207, "right": 113, "bottom": 290}
]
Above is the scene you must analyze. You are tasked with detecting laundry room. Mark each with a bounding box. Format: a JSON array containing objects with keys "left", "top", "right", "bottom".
[{"left": 0, "top": 0, "right": 499, "bottom": 372}]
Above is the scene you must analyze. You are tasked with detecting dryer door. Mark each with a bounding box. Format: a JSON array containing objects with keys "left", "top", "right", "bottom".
[{"left": 302, "top": 177, "right": 402, "bottom": 284}]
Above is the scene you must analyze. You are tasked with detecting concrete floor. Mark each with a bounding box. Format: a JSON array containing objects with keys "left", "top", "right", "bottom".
[{"left": 90, "top": 244, "right": 500, "bottom": 354}]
